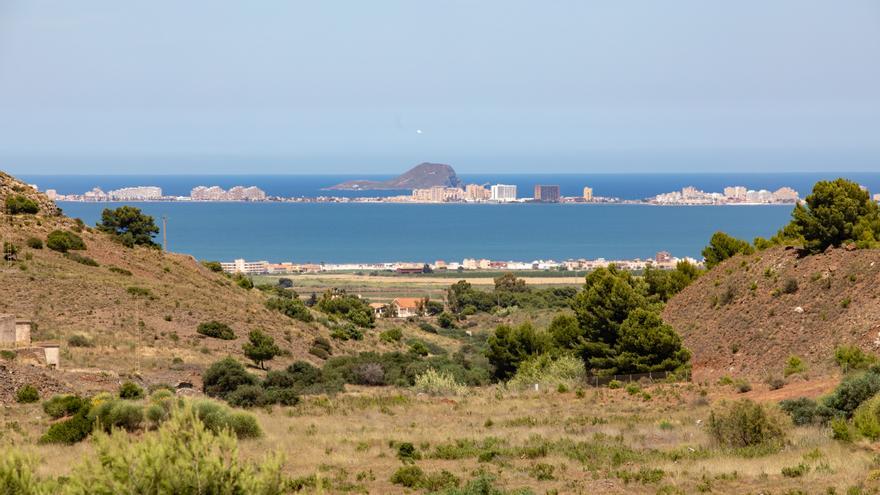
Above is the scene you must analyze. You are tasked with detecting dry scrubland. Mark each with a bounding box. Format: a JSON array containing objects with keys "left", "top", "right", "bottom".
[{"left": 4, "top": 379, "right": 880, "bottom": 494}]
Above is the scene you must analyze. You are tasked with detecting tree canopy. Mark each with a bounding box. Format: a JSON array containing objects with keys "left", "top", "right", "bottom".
[
  {"left": 702, "top": 231, "right": 754, "bottom": 269},
  {"left": 97, "top": 206, "right": 160, "bottom": 248},
  {"left": 242, "top": 330, "right": 282, "bottom": 370},
  {"left": 789, "top": 178, "right": 880, "bottom": 254}
]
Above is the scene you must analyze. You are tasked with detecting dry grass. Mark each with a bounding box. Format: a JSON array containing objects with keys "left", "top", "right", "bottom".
[{"left": 3, "top": 382, "right": 878, "bottom": 494}]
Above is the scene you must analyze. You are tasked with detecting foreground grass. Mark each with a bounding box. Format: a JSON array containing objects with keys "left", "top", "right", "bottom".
[{"left": 2, "top": 383, "right": 878, "bottom": 494}]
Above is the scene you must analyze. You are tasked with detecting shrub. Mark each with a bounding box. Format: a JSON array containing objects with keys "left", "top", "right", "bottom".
[
  {"left": 64, "top": 252, "right": 99, "bottom": 266},
  {"left": 831, "top": 417, "right": 852, "bottom": 441},
  {"left": 766, "top": 377, "right": 785, "bottom": 390},
  {"left": 119, "top": 381, "right": 145, "bottom": 399},
  {"left": 507, "top": 354, "right": 585, "bottom": 389},
  {"left": 91, "top": 399, "right": 144, "bottom": 432},
  {"left": 65, "top": 404, "right": 275, "bottom": 491},
  {"left": 15, "top": 384, "right": 39, "bottom": 403},
  {"left": 126, "top": 286, "right": 152, "bottom": 298},
  {"left": 46, "top": 230, "right": 85, "bottom": 252},
  {"left": 779, "top": 397, "right": 831, "bottom": 426},
  {"left": 608, "top": 380, "right": 622, "bottom": 389},
  {"left": 397, "top": 442, "right": 420, "bottom": 463},
  {"left": 707, "top": 399, "right": 786, "bottom": 449},
  {"left": 380, "top": 327, "right": 403, "bottom": 343},
  {"left": 390, "top": 465, "right": 425, "bottom": 488},
  {"left": 67, "top": 334, "right": 93, "bottom": 347},
  {"left": 414, "top": 368, "right": 467, "bottom": 396},
  {"left": 735, "top": 380, "right": 752, "bottom": 393},
  {"left": 190, "top": 399, "right": 262, "bottom": 439},
  {"left": 108, "top": 266, "right": 132, "bottom": 276},
  {"left": 351, "top": 363, "right": 385, "bottom": 386},
  {"left": 202, "top": 358, "right": 257, "bottom": 399},
  {"left": 329, "top": 322, "right": 364, "bottom": 341},
  {"left": 226, "top": 385, "right": 270, "bottom": 408},
  {"left": 437, "top": 312, "right": 455, "bottom": 329},
  {"left": 0, "top": 450, "right": 54, "bottom": 493},
  {"left": 418, "top": 322, "right": 437, "bottom": 333},
  {"left": 40, "top": 408, "right": 94, "bottom": 444},
  {"left": 853, "top": 394, "right": 880, "bottom": 440},
  {"left": 316, "top": 291, "right": 375, "bottom": 327},
  {"left": 264, "top": 387, "right": 300, "bottom": 406},
  {"left": 781, "top": 278, "right": 799, "bottom": 294},
  {"left": 702, "top": 232, "right": 754, "bottom": 269},
  {"left": 781, "top": 463, "right": 809, "bottom": 478},
  {"left": 43, "top": 395, "right": 89, "bottom": 419},
  {"left": 834, "top": 345, "right": 877, "bottom": 371},
  {"left": 822, "top": 371, "right": 880, "bottom": 418},
  {"left": 5, "top": 195, "right": 39, "bottom": 214},
  {"left": 265, "top": 297, "right": 313, "bottom": 323},
  {"left": 784, "top": 356, "right": 806, "bottom": 377},
  {"left": 202, "top": 260, "right": 223, "bottom": 272},
  {"left": 197, "top": 321, "right": 236, "bottom": 340},
  {"left": 25, "top": 237, "right": 43, "bottom": 249},
  {"left": 790, "top": 178, "right": 880, "bottom": 253}
]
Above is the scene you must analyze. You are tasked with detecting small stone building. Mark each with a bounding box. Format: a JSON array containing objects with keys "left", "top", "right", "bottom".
[{"left": 0, "top": 314, "right": 32, "bottom": 347}]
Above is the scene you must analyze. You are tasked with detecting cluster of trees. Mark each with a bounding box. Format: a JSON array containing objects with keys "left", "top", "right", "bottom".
[
  {"left": 96, "top": 206, "right": 160, "bottom": 248},
  {"left": 703, "top": 178, "right": 880, "bottom": 270},
  {"left": 486, "top": 265, "right": 691, "bottom": 380},
  {"left": 204, "top": 344, "right": 492, "bottom": 407},
  {"left": 446, "top": 274, "right": 577, "bottom": 315},
  {"left": 316, "top": 289, "right": 376, "bottom": 327}
]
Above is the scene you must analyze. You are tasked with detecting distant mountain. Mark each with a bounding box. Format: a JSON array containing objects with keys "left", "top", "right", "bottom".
[{"left": 326, "top": 163, "right": 462, "bottom": 191}]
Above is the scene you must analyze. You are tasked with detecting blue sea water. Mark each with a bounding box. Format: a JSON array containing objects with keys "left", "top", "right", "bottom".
[{"left": 21, "top": 172, "right": 879, "bottom": 263}]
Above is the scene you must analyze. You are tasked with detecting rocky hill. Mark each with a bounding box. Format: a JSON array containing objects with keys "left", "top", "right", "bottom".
[
  {"left": 0, "top": 171, "right": 346, "bottom": 398},
  {"left": 327, "top": 162, "right": 461, "bottom": 190},
  {"left": 663, "top": 245, "right": 880, "bottom": 381}
]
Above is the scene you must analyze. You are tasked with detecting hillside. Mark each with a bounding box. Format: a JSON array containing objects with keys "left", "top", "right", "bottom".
[
  {"left": 0, "top": 171, "right": 348, "bottom": 397},
  {"left": 326, "top": 162, "right": 461, "bottom": 190},
  {"left": 663, "top": 245, "right": 880, "bottom": 381}
]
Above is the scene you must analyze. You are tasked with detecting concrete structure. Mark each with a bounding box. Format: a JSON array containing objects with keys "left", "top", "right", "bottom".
[
  {"left": 533, "top": 185, "right": 561, "bottom": 203},
  {"left": 655, "top": 251, "right": 672, "bottom": 263},
  {"left": 41, "top": 343, "right": 60, "bottom": 368},
  {"left": 490, "top": 184, "right": 517, "bottom": 202},
  {"left": 220, "top": 259, "right": 270, "bottom": 274},
  {"left": 582, "top": 187, "right": 593, "bottom": 201},
  {"left": 191, "top": 185, "right": 267, "bottom": 201},
  {"left": 392, "top": 298, "right": 422, "bottom": 318},
  {"left": 369, "top": 302, "right": 387, "bottom": 318},
  {"left": 464, "top": 184, "right": 491, "bottom": 201},
  {"left": 0, "top": 314, "right": 32, "bottom": 348},
  {"left": 109, "top": 186, "right": 163, "bottom": 200}
]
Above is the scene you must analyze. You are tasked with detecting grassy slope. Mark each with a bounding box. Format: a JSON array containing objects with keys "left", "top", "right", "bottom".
[{"left": 663, "top": 245, "right": 880, "bottom": 381}]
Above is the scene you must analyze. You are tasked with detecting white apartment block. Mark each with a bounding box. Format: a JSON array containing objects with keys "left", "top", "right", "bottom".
[
  {"left": 220, "top": 259, "right": 270, "bottom": 274},
  {"left": 490, "top": 184, "right": 517, "bottom": 202}
]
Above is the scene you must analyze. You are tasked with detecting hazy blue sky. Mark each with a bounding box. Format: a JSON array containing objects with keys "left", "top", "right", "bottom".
[{"left": 2, "top": 1, "right": 879, "bottom": 174}]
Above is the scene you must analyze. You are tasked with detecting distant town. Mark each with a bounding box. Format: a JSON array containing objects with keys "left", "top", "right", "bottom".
[
  {"left": 219, "top": 251, "right": 702, "bottom": 276},
  {"left": 35, "top": 182, "right": 857, "bottom": 206}
]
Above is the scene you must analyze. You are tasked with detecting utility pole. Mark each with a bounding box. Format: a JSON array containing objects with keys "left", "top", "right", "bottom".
[{"left": 162, "top": 215, "right": 167, "bottom": 252}]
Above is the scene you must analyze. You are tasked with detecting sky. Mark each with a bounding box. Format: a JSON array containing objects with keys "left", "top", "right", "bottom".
[{"left": 1, "top": 1, "right": 879, "bottom": 175}]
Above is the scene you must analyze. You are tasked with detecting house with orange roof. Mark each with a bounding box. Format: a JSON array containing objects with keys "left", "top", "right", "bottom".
[{"left": 391, "top": 297, "right": 423, "bottom": 318}]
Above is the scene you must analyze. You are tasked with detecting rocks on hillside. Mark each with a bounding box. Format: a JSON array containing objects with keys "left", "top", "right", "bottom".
[{"left": 0, "top": 171, "right": 62, "bottom": 216}]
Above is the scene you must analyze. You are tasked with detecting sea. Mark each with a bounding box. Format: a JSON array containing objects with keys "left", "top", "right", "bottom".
[{"left": 19, "top": 173, "right": 880, "bottom": 264}]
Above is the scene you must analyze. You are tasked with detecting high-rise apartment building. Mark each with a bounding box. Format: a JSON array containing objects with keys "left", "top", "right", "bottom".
[
  {"left": 490, "top": 184, "right": 517, "bottom": 202},
  {"left": 533, "top": 185, "right": 560, "bottom": 202}
]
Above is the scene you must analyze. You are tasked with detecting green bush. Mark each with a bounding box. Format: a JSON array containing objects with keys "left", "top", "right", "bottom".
[
  {"left": 91, "top": 399, "right": 144, "bottom": 432},
  {"left": 46, "top": 230, "right": 85, "bottom": 252},
  {"left": 397, "top": 442, "right": 420, "bottom": 463},
  {"left": 202, "top": 358, "right": 258, "bottom": 399},
  {"left": 226, "top": 385, "right": 270, "bottom": 408},
  {"left": 119, "top": 381, "right": 145, "bottom": 399},
  {"left": 63, "top": 404, "right": 276, "bottom": 492},
  {"left": 853, "top": 394, "right": 880, "bottom": 440},
  {"left": 508, "top": 354, "right": 585, "bottom": 389},
  {"left": 822, "top": 371, "right": 880, "bottom": 418},
  {"left": 242, "top": 329, "right": 282, "bottom": 369},
  {"left": 67, "top": 334, "right": 93, "bottom": 347},
  {"left": 316, "top": 291, "right": 375, "bottom": 327},
  {"left": 329, "top": 322, "right": 364, "bottom": 341},
  {"left": 437, "top": 312, "right": 455, "bottom": 329},
  {"left": 390, "top": 465, "right": 425, "bottom": 488},
  {"left": 707, "top": 399, "right": 786, "bottom": 449},
  {"left": 190, "top": 400, "right": 262, "bottom": 439},
  {"left": 380, "top": 327, "right": 403, "bottom": 343},
  {"left": 413, "top": 368, "right": 467, "bottom": 396},
  {"left": 0, "top": 450, "right": 55, "bottom": 493},
  {"left": 43, "top": 395, "right": 89, "bottom": 419},
  {"left": 108, "top": 266, "right": 132, "bottom": 276},
  {"left": 831, "top": 417, "right": 852, "bottom": 441},
  {"left": 202, "top": 260, "right": 223, "bottom": 272},
  {"left": 702, "top": 232, "right": 754, "bottom": 269},
  {"left": 126, "top": 286, "right": 152, "bottom": 298},
  {"left": 64, "top": 252, "right": 99, "bottom": 266},
  {"left": 25, "top": 237, "right": 43, "bottom": 249},
  {"left": 15, "top": 384, "right": 39, "bottom": 403},
  {"left": 834, "top": 345, "right": 877, "bottom": 371},
  {"left": 779, "top": 397, "right": 832, "bottom": 426},
  {"left": 265, "top": 297, "right": 313, "bottom": 323},
  {"left": 40, "top": 408, "right": 94, "bottom": 444},
  {"left": 784, "top": 356, "right": 806, "bottom": 377},
  {"left": 96, "top": 205, "right": 160, "bottom": 248},
  {"left": 197, "top": 321, "right": 236, "bottom": 340},
  {"left": 5, "top": 195, "right": 39, "bottom": 214}
]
